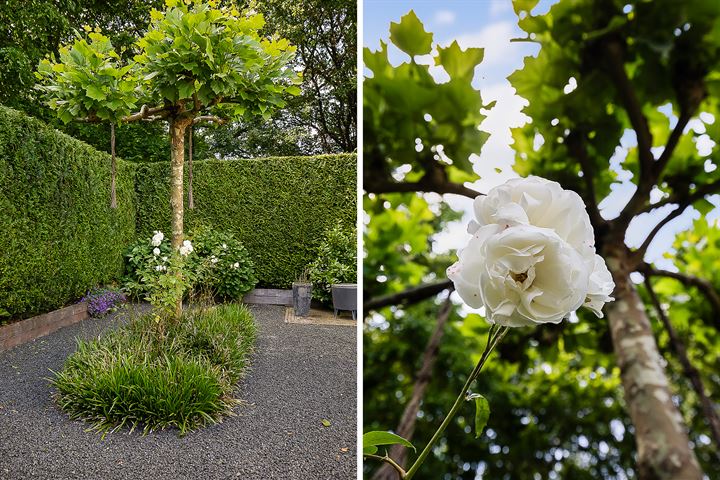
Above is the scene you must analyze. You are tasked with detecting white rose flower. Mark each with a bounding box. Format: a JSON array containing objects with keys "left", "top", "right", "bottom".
[
  {"left": 448, "top": 176, "right": 615, "bottom": 326},
  {"left": 584, "top": 254, "right": 615, "bottom": 318},
  {"left": 222, "top": 243, "right": 227, "bottom": 249},
  {"left": 151, "top": 231, "right": 164, "bottom": 247},
  {"left": 162, "top": 256, "right": 168, "bottom": 262},
  {"left": 179, "top": 239, "right": 194, "bottom": 256},
  {"left": 471, "top": 176, "right": 595, "bottom": 258},
  {"left": 449, "top": 224, "right": 591, "bottom": 326},
  {"left": 155, "top": 265, "right": 166, "bottom": 272},
  {"left": 153, "top": 247, "right": 160, "bottom": 256},
  {"left": 233, "top": 262, "right": 239, "bottom": 269},
  {"left": 211, "top": 256, "right": 218, "bottom": 264}
]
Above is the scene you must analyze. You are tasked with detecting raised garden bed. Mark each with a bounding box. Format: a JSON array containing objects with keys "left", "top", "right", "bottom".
[{"left": 0, "top": 303, "right": 88, "bottom": 352}]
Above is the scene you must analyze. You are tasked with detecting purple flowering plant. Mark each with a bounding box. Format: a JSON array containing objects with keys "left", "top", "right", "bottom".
[{"left": 81, "top": 288, "right": 127, "bottom": 317}]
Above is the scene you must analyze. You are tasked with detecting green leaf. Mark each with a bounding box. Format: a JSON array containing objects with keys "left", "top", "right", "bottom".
[
  {"left": 85, "top": 84, "right": 106, "bottom": 101},
  {"left": 436, "top": 41, "right": 484, "bottom": 81},
  {"left": 695, "top": 198, "right": 715, "bottom": 216},
  {"left": 362, "top": 431, "right": 415, "bottom": 456},
  {"left": 177, "top": 81, "right": 195, "bottom": 100},
  {"left": 321, "top": 418, "right": 331, "bottom": 427},
  {"left": 472, "top": 394, "right": 490, "bottom": 438},
  {"left": 389, "top": 10, "right": 433, "bottom": 57},
  {"left": 513, "top": 0, "right": 540, "bottom": 15}
]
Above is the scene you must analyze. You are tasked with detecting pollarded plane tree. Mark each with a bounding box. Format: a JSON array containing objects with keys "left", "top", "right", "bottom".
[
  {"left": 364, "top": 2, "right": 720, "bottom": 479},
  {"left": 36, "top": 0, "right": 301, "bottom": 318}
]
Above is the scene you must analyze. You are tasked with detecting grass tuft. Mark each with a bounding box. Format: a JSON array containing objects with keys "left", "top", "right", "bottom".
[{"left": 51, "top": 303, "right": 256, "bottom": 436}]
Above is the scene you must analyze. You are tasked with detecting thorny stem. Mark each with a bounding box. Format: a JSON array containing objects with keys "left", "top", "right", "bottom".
[
  {"left": 365, "top": 454, "right": 407, "bottom": 478},
  {"left": 402, "top": 325, "right": 509, "bottom": 480}
]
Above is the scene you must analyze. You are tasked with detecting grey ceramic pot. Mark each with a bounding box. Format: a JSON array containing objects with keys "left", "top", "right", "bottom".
[
  {"left": 292, "top": 282, "right": 312, "bottom": 316},
  {"left": 331, "top": 283, "right": 357, "bottom": 320}
]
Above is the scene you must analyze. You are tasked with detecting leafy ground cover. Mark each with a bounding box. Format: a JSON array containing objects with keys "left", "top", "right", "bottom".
[{"left": 51, "top": 303, "right": 256, "bottom": 436}]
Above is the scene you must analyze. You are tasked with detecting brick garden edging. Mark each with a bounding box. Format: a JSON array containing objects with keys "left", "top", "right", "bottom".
[{"left": 0, "top": 303, "right": 88, "bottom": 352}]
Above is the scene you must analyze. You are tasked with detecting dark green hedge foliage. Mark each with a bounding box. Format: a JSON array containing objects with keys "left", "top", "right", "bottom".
[
  {"left": 135, "top": 154, "right": 356, "bottom": 287},
  {"left": 0, "top": 106, "right": 355, "bottom": 318},
  {"left": 0, "top": 106, "right": 136, "bottom": 319}
]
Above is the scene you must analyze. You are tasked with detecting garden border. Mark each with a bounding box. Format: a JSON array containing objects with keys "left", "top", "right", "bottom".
[{"left": 0, "top": 303, "right": 88, "bottom": 352}]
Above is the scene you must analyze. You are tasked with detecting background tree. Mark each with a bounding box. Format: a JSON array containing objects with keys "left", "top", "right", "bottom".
[
  {"left": 37, "top": 0, "right": 300, "bottom": 318},
  {"left": 1, "top": 0, "right": 353, "bottom": 160},
  {"left": 0, "top": 0, "right": 174, "bottom": 162},
  {"left": 364, "top": 3, "right": 720, "bottom": 479}
]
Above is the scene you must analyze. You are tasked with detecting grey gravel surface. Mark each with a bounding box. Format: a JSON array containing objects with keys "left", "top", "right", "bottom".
[{"left": 0, "top": 304, "right": 357, "bottom": 480}]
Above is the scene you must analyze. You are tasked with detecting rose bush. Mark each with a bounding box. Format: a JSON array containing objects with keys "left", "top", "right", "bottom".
[
  {"left": 123, "top": 228, "right": 256, "bottom": 303},
  {"left": 448, "top": 176, "right": 614, "bottom": 326}
]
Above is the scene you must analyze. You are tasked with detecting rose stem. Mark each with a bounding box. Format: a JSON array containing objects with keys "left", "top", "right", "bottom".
[{"left": 404, "top": 324, "right": 509, "bottom": 480}]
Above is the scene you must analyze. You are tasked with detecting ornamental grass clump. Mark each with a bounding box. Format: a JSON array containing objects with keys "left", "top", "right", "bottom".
[
  {"left": 51, "top": 303, "right": 256, "bottom": 436},
  {"left": 364, "top": 176, "right": 615, "bottom": 478}
]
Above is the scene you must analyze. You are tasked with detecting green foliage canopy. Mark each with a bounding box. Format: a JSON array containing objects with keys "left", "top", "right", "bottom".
[
  {"left": 36, "top": 0, "right": 302, "bottom": 126},
  {"left": 364, "top": 2, "right": 720, "bottom": 479}
]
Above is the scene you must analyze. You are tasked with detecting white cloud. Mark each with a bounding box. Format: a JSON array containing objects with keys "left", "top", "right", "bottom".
[
  {"left": 451, "top": 22, "right": 518, "bottom": 68},
  {"left": 490, "top": 1, "right": 512, "bottom": 17},
  {"left": 434, "top": 10, "right": 456, "bottom": 26},
  {"left": 432, "top": 82, "right": 530, "bottom": 255}
]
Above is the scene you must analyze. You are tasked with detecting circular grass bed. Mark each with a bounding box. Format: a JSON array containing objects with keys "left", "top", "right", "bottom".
[{"left": 51, "top": 304, "right": 256, "bottom": 436}]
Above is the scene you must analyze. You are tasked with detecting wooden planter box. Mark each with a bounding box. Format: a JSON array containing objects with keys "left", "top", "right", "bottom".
[{"left": 0, "top": 303, "right": 88, "bottom": 352}]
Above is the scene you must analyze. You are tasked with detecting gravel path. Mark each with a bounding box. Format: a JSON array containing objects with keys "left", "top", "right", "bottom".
[{"left": 0, "top": 304, "right": 356, "bottom": 480}]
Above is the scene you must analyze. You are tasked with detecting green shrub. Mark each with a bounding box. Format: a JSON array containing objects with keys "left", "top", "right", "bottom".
[
  {"left": 123, "top": 227, "right": 257, "bottom": 302},
  {"left": 188, "top": 227, "right": 258, "bottom": 300},
  {"left": 0, "top": 105, "right": 136, "bottom": 319},
  {"left": 308, "top": 222, "right": 357, "bottom": 304},
  {"left": 134, "top": 154, "right": 356, "bottom": 288},
  {"left": 52, "top": 303, "right": 256, "bottom": 436}
]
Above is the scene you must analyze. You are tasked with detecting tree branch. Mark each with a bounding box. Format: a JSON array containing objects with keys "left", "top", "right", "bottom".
[
  {"left": 638, "top": 178, "right": 720, "bottom": 215},
  {"left": 654, "top": 111, "right": 692, "bottom": 177},
  {"left": 122, "top": 104, "right": 171, "bottom": 122},
  {"left": 640, "top": 264, "right": 720, "bottom": 329},
  {"left": 644, "top": 278, "right": 720, "bottom": 454},
  {"left": 603, "top": 39, "right": 657, "bottom": 228},
  {"left": 372, "top": 296, "right": 453, "bottom": 480},
  {"left": 364, "top": 280, "right": 453, "bottom": 311},
  {"left": 566, "top": 131, "right": 605, "bottom": 229},
  {"left": 364, "top": 454, "right": 407, "bottom": 479},
  {"left": 604, "top": 40, "right": 654, "bottom": 174},
  {"left": 634, "top": 204, "right": 688, "bottom": 258},
  {"left": 193, "top": 115, "right": 226, "bottom": 125},
  {"left": 365, "top": 178, "right": 481, "bottom": 199}
]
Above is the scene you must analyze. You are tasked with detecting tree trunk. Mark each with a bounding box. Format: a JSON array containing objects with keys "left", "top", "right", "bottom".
[
  {"left": 187, "top": 124, "right": 194, "bottom": 210},
  {"left": 645, "top": 278, "right": 720, "bottom": 460},
  {"left": 603, "top": 244, "right": 703, "bottom": 480},
  {"left": 170, "top": 116, "right": 192, "bottom": 320},
  {"left": 372, "top": 296, "right": 453, "bottom": 480},
  {"left": 110, "top": 123, "right": 117, "bottom": 209}
]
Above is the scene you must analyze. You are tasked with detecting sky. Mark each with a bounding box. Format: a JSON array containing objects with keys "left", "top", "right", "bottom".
[{"left": 364, "top": 0, "right": 720, "bottom": 273}]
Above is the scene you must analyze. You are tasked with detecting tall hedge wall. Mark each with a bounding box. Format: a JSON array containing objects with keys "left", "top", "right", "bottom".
[
  {"left": 135, "top": 154, "right": 356, "bottom": 287},
  {"left": 0, "top": 106, "right": 136, "bottom": 319}
]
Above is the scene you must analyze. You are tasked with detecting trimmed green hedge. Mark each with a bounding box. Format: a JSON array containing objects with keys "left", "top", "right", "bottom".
[
  {"left": 0, "top": 106, "right": 356, "bottom": 318},
  {"left": 0, "top": 106, "right": 136, "bottom": 319},
  {"left": 135, "top": 154, "right": 356, "bottom": 287}
]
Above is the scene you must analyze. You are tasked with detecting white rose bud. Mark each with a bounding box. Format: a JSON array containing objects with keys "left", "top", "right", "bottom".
[{"left": 153, "top": 247, "right": 160, "bottom": 256}]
